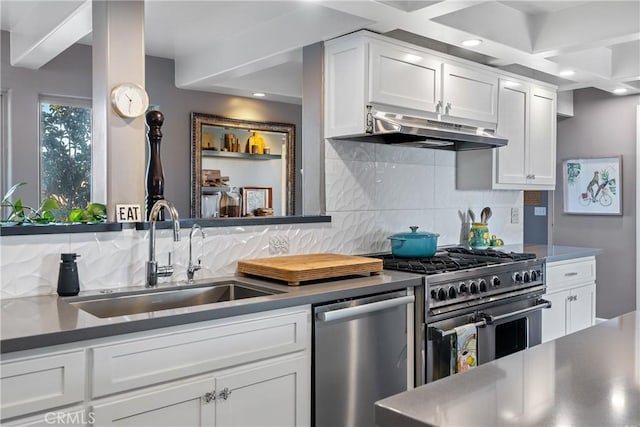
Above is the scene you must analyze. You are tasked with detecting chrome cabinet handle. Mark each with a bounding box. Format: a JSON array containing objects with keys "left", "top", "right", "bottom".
[
  {"left": 564, "top": 272, "right": 578, "bottom": 277},
  {"left": 445, "top": 102, "right": 452, "bottom": 114},
  {"left": 436, "top": 100, "right": 443, "bottom": 113},
  {"left": 203, "top": 391, "right": 216, "bottom": 403},
  {"left": 218, "top": 387, "right": 232, "bottom": 400}
]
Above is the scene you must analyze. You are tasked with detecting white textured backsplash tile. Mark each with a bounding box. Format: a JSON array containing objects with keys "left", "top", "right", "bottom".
[
  {"left": 482, "top": 189, "right": 523, "bottom": 208},
  {"left": 375, "top": 210, "right": 436, "bottom": 253},
  {"left": 375, "top": 145, "right": 435, "bottom": 165},
  {"left": 1, "top": 234, "right": 70, "bottom": 298},
  {"left": 434, "top": 150, "right": 456, "bottom": 167},
  {"left": 325, "top": 159, "right": 375, "bottom": 212},
  {"left": 375, "top": 163, "right": 435, "bottom": 210},
  {"left": 325, "top": 140, "right": 374, "bottom": 162},
  {"left": 433, "top": 166, "right": 483, "bottom": 208}
]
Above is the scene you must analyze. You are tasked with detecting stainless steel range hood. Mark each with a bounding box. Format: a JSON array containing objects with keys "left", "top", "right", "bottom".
[{"left": 330, "top": 109, "right": 508, "bottom": 150}]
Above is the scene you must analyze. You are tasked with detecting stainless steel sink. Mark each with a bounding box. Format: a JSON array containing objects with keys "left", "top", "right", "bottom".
[{"left": 69, "top": 281, "right": 280, "bottom": 318}]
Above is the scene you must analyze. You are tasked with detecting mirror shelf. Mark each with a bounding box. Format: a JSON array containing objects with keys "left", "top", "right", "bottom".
[
  {"left": 202, "top": 151, "right": 281, "bottom": 160},
  {"left": 191, "top": 112, "right": 296, "bottom": 219}
]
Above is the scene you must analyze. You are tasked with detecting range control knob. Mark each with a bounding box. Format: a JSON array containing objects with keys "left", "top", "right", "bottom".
[
  {"left": 530, "top": 270, "right": 538, "bottom": 281},
  {"left": 437, "top": 288, "right": 447, "bottom": 301},
  {"left": 469, "top": 282, "right": 478, "bottom": 294},
  {"left": 459, "top": 283, "right": 468, "bottom": 294},
  {"left": 448, "top": 286, "right": 457, "bottom": 299},
  {"left": 523, "top": 272, "right": 530, "bottom": 283},
  {"left": 492, "top": 276, "right": 501, "bottom": 287},
  {"left": 479, "top": 280, "right": 487, "bottom": 292},
  {"left": 513, "top": 273, "right": 523, "bottom": 282},
  {"left": 430, "top": 289, "right": 437, "bottom": 299}
]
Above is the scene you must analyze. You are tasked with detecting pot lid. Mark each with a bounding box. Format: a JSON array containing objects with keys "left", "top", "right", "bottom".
[{"left": 390, "top": 226, "right": 440, "bottom": 239}]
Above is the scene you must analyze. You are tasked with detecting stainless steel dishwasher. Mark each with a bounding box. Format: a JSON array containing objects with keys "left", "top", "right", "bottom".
[{"left": 313, "top": 288, "right": 414, "bottom": 427}]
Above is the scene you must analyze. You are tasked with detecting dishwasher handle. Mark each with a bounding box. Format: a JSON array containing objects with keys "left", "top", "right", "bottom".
[{"left": 316, "top": 295, "right": 414, "bottom": 322}]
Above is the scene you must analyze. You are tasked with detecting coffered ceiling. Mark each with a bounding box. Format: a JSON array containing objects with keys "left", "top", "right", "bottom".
[{"left": 2, "top": 0, "right": 639, "bottom": 103}]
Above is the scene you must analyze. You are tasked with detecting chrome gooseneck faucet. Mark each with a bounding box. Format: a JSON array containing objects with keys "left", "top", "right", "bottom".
[
  {"left": 146, "top": 200, "right": 180, "bottom": 287},
  {"left": 187, "top": 224, "right": 206, "bottom": 283}
]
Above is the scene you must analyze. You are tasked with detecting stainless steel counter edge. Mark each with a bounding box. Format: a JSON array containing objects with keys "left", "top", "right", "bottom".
[{"left": 0, "top": 271, "right": 424, "bottom": 353}]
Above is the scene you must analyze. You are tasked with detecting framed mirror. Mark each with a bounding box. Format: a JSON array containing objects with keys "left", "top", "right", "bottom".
[{"left": 191, "top": 112, "right": 296, "bottom": 218}]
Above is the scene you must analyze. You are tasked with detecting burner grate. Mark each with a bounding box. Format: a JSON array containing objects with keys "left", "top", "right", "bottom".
[
  {"left": 445, "top": 247, "right": 537, "bottom": 261},
  {"left": 379, "top": 254, "right": 491, "bottom": 275}
]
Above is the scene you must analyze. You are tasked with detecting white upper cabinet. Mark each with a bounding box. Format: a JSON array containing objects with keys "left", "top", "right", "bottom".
[
  {"left": 325, "top": 32, "right": 500, "bottom": 139},
  {"left": 457, "top": 78, "right": 557, "bottom": 190},
  {"left": 442, "top": 63, "right": 498, "bottom": 123},
  {"left": 527, "top": 86, "right": 557, "bottom": 186},
  {"left": 369, "top": 42, "right": 442, "bottom": 113}
]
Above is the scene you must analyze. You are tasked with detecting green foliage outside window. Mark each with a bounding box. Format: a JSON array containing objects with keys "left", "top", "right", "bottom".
[{"left": 40, "top": 102, "right": 92, "bottom": 214}]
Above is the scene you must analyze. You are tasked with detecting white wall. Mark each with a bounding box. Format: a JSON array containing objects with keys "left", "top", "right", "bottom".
[{"left": 1, "top": 141, "right": 523, "bottom": 299}]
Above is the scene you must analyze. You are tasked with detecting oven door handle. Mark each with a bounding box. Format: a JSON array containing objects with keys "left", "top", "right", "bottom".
[{"left": 479, "top": 299, "right": 552, "bottom": 324}]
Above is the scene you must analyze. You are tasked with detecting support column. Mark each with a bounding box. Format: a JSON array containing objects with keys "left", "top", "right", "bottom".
[{"left": 92, "top": 0, "right": 146, "bottom": 221}]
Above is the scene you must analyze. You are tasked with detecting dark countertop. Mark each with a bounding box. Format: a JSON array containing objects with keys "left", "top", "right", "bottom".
[
  {"left": 376, "top": 310, "right": 640, "bottom": 427},
  {"left": 1, "top": 271, "right": 423, "bottom": 353}
]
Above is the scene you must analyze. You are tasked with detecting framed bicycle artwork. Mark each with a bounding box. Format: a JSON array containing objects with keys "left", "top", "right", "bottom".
[{"left": 563, "top": 156, "right": 622, "bottom": 215}]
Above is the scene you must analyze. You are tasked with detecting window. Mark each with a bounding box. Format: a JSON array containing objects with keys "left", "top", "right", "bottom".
[
  {"left": 39, "top": 97, "right": 92, "bottom": 212},
  {"left": 1, "top": 91, "right": 7, "bottom": 198}
]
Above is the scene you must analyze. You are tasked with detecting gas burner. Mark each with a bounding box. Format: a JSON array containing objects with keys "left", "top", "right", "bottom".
[
  {"left": 379, "top": 254, "right": 495, "bottom": 275},
  {"left": 444, "top": 247, "right": 537, "bottom": 262}
]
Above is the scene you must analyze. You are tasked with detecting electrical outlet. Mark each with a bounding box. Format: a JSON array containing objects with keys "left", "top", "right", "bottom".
[
  {"left": 511, "top": 207, "right": 520, "bottom": 224},
  {"left": 269, "top": 236, "right": 290, "bottom": 255}
]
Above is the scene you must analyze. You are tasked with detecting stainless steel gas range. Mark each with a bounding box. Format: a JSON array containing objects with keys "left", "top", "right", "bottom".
[{"left": 379, "top": 247, "right": 551, "bottom": 385}]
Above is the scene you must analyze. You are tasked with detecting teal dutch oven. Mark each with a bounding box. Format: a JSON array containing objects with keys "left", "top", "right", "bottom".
[{"left": 389, "top": 226, "right": 440, "bottom": 257}]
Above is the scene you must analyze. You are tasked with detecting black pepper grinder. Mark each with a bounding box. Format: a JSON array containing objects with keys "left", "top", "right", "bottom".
[{"left": 57, "top": 253, "right": 81, "bottom": 296}]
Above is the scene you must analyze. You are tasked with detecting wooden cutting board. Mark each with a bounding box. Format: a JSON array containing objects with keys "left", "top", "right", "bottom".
[{"left": 237, "top": 253, "right": 382, "bottom": 286}]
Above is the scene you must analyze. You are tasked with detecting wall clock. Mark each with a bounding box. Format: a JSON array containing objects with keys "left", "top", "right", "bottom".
[{"left": 111, "top": 82, "right": 149, "bottom": 118}]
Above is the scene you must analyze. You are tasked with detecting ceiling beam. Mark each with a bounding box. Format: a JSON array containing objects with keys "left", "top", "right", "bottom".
[{"left": 10, "top": 0, "right": 91, "bottom": 69}]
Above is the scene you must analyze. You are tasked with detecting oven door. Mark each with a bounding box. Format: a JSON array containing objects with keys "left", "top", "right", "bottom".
[
  {"left": 476, "top": 297, "right": 551, "bottom": 363},
  {"left": 425, "top": 312, "right": 479, "bottom": 383}
]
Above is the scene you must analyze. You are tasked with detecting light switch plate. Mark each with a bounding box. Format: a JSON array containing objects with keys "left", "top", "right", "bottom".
[
  {"left": 534, "top": 207, "right": 547, "bottom": 216},
  {"left": 510, "top": 207, "right": 520, "bottom": 224}
]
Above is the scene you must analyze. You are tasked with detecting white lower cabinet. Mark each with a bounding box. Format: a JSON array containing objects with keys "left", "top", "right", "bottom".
[
  {"left": 542, "top": 257, "right": 596, "bottom": 343},
  {"left": 1, "top": 306, "right": 311, "bottom": 427},
  {"left": 92, "top": 354, "right": 308, "bottom": 427}
]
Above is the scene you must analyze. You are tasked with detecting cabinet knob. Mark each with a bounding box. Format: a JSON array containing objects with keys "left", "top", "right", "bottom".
[
  {"left": 436, "top": 100, "right": 443, "bottom": 113},
  {"left": 445, "top": 102, "right": 452, "bottom": 114},
  {"left": 219, "top": 387, "right": 232, "bottom": 400},
  {"left": 203, "top": 391, "right": 216, "bottom": 403}
]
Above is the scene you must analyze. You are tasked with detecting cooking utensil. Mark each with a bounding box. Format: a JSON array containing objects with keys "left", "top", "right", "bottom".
[
  {"left": 467, "top": 209, "right": 476, "bottom": 223},
  {"left": 480, "top": 207, "right": 492, "bottom": 224},
  {"left": 388, "top": 226, "right": 440, "bottom": 257}
]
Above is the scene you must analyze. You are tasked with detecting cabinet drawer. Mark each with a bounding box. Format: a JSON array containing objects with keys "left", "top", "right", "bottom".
[
  {"left": 546, "top": 257, "right": 595, "bottom": 289},
  {"left": 91, "top": 308, "right": 309, "bottom": 397},
  {"left": 0, "top": 350, "right": 85, "bottom": 420}
]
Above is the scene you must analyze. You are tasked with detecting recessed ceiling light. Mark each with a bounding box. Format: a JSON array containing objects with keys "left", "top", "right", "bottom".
[
  {"left": 462, "top": 39, "right": 482, "bottom": 47},
  {"left": 613, "top": 88, "right": 628, "bottom": 94},
  {"left": 253, "top": 92, "right": 266, "bottom": 97},
  {"left": 558, "top": 70, "right": 575, "bottom": 77}
]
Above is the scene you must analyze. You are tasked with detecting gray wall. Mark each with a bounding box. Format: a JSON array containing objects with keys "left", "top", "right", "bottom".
[
  {"left": 1, "top": 32, "right": 93, "bottom": 208},
  {"left": 523, "top": 191, "right": 548, "bottom": 245},
  {"left": 1, "top": 31, "right": 302, "bottom": 216},
  {"left": 145, "top": 56, "right": 302, "bottom": 215},
  {"left": 554, "top": 88, "right": 639, "bottom": 318}
]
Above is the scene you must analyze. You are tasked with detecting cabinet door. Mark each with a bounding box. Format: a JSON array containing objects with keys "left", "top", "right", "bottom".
[
  {"left": 369, "top": 42, "right": 442, "bottom": 113},
  {"left": 215, "top": 355, "right": 309, "bottom": 427},
  {"left": 568, "top": 284, "right": 596, "bottom": 334},
  {"left": 495, "top": 80, "right": 528, "bottom": 185},
  {"left": 527, "top": 86, "right": 556, "bottom": 187},
  {"left": 442, "top": 63, "right": 498, "bottom": 123},
  {"left": 92, "top": 377, "right": 215, "bottom": 427},
  {"left": 541, "top": 289, "right": 570, "bottom": 343}
]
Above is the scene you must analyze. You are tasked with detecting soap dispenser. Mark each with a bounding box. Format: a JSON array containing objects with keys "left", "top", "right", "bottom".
[{"left": 57, "top": 253, "right": 81, "bottom": 296}]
